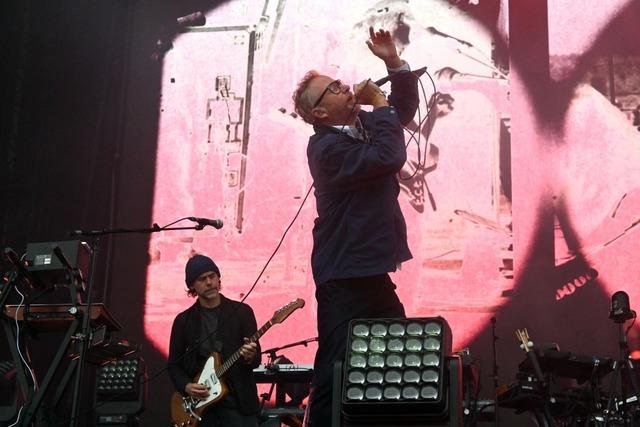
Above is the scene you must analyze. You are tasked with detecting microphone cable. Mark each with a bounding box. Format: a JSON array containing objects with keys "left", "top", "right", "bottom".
[
  {"left": 398, "top": 67, "right": 438, "bottom": 181},
  {"left": 6, "top": 266, "right": 39, "bottom": 427}
]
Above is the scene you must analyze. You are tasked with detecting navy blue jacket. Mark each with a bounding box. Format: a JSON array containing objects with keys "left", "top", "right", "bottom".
[
  {"left": 167, "top": 294, "right": 261, "bottom": 415},
  {"left": 307, "top": 71, "right": 419, "bottom": 286}
]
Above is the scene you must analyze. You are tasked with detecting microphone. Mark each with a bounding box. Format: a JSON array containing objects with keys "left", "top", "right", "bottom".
[
  {"left": 426, "top": 26, "right": 473, "bottom": 47},
  {"left": 374, "top": 66, "right": 428, "bottom": 86},
  {"left": 188, "top": 217, "right": 224, "bottom": 229}
]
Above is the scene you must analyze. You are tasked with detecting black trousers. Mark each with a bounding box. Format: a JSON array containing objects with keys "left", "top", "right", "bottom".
[{"left": 305, "top": 274, "right": 406, "bottom": 427}]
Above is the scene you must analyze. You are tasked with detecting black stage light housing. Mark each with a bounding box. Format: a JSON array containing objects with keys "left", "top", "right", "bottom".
[
  {"left": 341, "top": 317, "right": 454, "bottom": 424},
  {"left": 95, "top": 357, "right": 147, "bottom": 425},
  {"left": 609, "top": 291, "right": 636, "bottom": 323}
]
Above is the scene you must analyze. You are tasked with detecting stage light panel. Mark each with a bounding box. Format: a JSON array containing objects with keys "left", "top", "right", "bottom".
[
  {"left": 94, "top": 357, "right": 147, "bottom": 421},
  {"left": 96, "top": 359, "right": 142, "bottom": 399},
  {"left": 341, "top": 317, "right": 452, "bottom": 423}
]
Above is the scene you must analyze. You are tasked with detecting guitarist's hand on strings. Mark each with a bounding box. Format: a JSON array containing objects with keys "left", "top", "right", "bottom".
[
  {"left": 240, "top": 338, "right": 258, "bottom": 363},
  {"left": 185, "top": 382, "right": 210, "bottom": 399}
]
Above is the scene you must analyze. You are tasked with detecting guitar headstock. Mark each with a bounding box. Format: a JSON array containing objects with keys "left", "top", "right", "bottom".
[
  {"left": 515, "top": 328, "right": 533, "bottom": 353},
  {"left": 271, "top": 298, "right": 305, "bottom": 324}
]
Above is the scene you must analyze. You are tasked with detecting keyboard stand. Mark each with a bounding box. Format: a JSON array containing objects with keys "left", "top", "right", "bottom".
[{"left": 2, "top": 298, "right": 122, "bottom": 426}]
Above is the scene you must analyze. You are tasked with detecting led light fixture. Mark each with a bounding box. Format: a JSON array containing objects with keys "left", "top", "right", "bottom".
[
  {"left": 341, "top": 317, "right": 453, "bottom": 424},
  {"left": 95, "top": 358, "right": 147, "bottom": 425}
]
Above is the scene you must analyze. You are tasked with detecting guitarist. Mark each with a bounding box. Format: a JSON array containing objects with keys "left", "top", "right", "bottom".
[{"left": 168, "top": 254, "right": 261, "bottom": 426}]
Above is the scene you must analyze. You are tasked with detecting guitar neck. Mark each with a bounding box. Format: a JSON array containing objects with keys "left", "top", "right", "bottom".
[{"left": 216, "top": 319, "right": 273, "bottom": 377}]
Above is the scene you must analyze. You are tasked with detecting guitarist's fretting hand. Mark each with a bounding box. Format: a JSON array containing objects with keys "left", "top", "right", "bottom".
[
  {"left": 240, "top": 338, "right": 258, "bottom": 363},
  {"left": 185, "top": 382, "right": 210, "bottom": 399}
]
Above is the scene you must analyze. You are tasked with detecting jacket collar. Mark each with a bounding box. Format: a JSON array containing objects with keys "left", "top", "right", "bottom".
[{"left": 312, "top": 112, "right": 366, "bottom": 139}]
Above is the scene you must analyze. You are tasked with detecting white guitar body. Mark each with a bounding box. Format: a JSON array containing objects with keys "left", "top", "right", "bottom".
[
  {"left": 193, "top": 356, "right": 224, "bottom": 408},
  {"left": 171, "top": 352, "right": 229, "bottom": 426}
]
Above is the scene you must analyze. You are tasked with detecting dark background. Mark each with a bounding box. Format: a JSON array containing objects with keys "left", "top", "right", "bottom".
[{"left": 0, "top": 1, "right": 231, "bottom": 425}]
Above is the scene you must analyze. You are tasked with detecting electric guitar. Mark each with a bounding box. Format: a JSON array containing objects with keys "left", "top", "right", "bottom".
[{"left": 170, "top": 298, "right": 305, "bottom": 426}]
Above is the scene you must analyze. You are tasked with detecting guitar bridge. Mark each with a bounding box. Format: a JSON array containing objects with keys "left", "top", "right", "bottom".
[{"left": 181, "top": 397, "right": 202, "bottom": 421}]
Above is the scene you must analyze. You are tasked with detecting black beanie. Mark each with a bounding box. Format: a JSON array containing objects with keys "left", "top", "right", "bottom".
[{"left": 185, "top": 254, "right": 220, "bottom": 288}]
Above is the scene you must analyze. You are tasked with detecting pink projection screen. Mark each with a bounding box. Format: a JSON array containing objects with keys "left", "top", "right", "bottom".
[{"left": 145, "top": 0, "right": 640, "bottom": 365}]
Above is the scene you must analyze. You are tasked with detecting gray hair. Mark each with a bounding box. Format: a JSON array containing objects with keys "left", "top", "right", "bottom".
[{"left": 292, "top": 70, "right": 321, "bottom": 124}]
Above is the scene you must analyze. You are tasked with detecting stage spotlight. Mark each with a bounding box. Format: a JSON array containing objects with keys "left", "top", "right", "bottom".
[
  {"left": 94, "top": 358, "right": 147, "bottom": 426},
  {"left": 341, "top": 317, "right": 459, "bottom": 425},
  {"left": 609, "top": 291, "right": 636, "bottom": 323}
]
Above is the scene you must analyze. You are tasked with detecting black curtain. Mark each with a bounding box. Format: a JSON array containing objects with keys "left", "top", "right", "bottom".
[
  {"left": 0, "top": 0, "right": 134, "bottom": 302},
  {"left": 1, "top": 0, "right": 234, "bottom": 424},
  {"left": 0, "top": 0, "right": 150, "bottom": 425}
]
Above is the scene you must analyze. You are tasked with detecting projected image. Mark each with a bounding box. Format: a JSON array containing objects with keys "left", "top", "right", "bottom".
[
  {"left": 145, "top": 0, "right": 511, "bottom": 361},
  {"left": 547, "top": 53, "right": 640, "bottom": 317},
  {"left": 138, "top": 8, "right": 640, "bottom": 427}
]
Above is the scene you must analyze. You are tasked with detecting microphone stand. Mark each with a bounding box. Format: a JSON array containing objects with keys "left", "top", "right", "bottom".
[
  {"left": 258, "top": 337, "right": 317, "bottom": 412},
  {"left": 491, "top": 317, "right": 500, "bottom": 427},
  {"left": 261, "top": 337, "right": 318, "bottom": 362},
  {"left": 67, "top": 239, "right": 97, "bottom": 427},
  {"left": 67, "top": 220, "right": 211, "bottom": 427},
  {"left": 69, "top": 222, "right": 206, "bottom": 237}
]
